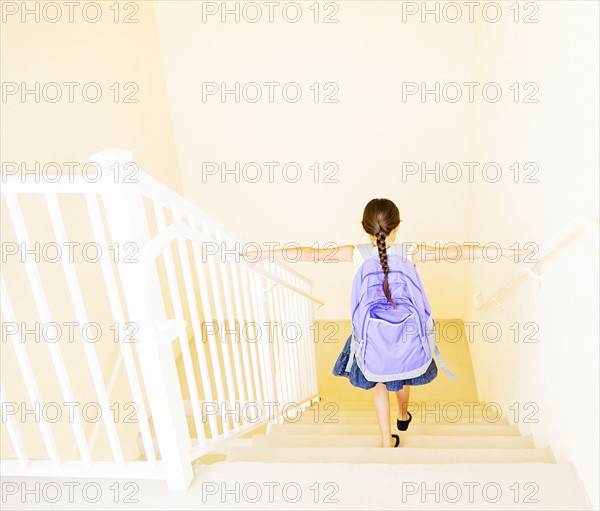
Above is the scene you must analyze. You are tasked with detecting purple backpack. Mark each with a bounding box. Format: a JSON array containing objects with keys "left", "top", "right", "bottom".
[{"left": 346, "top": 243, "right": 456, "bottom": 383}]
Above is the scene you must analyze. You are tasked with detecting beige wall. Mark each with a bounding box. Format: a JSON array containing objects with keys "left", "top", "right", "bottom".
[
  {"left": 464, "top": 2, "right": 599, "bottom": 508},
  {"left": 0, "top": 2, "right": 182, "bottom": 190},
  {"left": 153, "top": 1, "right": 475, "bottom": 320}
]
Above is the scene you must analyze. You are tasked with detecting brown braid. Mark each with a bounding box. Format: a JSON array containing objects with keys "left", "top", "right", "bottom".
[
  {"left": 375, "top": 231, "right": 395, "bottom": 308},
  {"left": 361, "top": 198, "right": 401, "bottom": 308}
]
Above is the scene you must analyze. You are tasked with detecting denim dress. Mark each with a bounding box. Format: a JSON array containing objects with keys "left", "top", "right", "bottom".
[
  {"left": 331, "top": 241, "right": 439, "bottom": 391},
  {"left": 331, "top": 334, "right": 438, "bottom": 391}
]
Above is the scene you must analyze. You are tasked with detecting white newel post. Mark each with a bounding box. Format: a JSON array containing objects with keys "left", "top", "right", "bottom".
[{"left": 90, "top": 148, "right": 193, "bottom": 490}]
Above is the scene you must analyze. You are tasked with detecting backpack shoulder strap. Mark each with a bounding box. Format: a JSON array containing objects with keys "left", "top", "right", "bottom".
[
  {"left": 433, "top": 344, "right": 457, "bottom": 381},
  {"left": 388, "top": 242, "right": 417, "bottom": 260},
  {"left": 345, "top": 324, "right": 359, "bottom": 372},
  {"left": 356, "top": 242, "right": 416, "bottom": 265},
  {"left": 427, "top": 319, "right": 457, "bottom": 381},
  {"left": 356, "top": 243, "right": 374, "bottom": 263}
]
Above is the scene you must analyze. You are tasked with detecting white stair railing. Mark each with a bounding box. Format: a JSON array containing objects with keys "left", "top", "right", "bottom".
[
  {"left": 473, "top": 215, "right": 599, "bottom": 311},
  {"left": 0, "top": 148, "right": 322, "bottom": 490}
]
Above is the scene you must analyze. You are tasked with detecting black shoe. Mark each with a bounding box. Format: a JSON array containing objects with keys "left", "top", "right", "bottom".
[
  {"left": 397, "top": 411, "right": 412, "bottom": 432},
  {"left": 392, "top": 434, "right": 400, "bottom": 447}
]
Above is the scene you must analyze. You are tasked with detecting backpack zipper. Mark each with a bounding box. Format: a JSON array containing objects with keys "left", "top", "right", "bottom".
[
  {"left": 352, "top": 270, "right": 415, "bottom": 318},
  {"left": 362, "top": 269, "right": 421, "bottom": 290},
  {"left": 363, "top": 301, "right": 425, "bottom": 341}
]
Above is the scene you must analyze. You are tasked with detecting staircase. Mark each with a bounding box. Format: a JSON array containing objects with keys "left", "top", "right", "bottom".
[
  {"left": 228, "top": 400, "right": 550, "bottom": 462},
  {"left": 3, "top": 396, "right": 592, "bottom": 510},
  {"left": 0, "top": 150, "right": 594, "bottom": 509},
  {"left": 181, "top": 401, "right": 592, "bottom": 509},
  {"left": 182, "top": 320, "right": 592, "bottom": 510},
  {"left": 194, "top": 403, "right": 585, "bottom": 509}
]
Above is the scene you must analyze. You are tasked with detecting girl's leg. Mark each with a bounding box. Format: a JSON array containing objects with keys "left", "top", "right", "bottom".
[
  {"left": 395, "top": 385, "right": 411, "bottom": 421},
  {"left": 374, "top": 383, "right": 393, "bottom": 447}
]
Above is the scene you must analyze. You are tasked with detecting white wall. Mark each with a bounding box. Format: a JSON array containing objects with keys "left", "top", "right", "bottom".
[
  {"left": 153, "top": 1, "right": 475, "bottom": 320},
  {"left": 464, "top": 2, "right": 599, "bottom": 508}
]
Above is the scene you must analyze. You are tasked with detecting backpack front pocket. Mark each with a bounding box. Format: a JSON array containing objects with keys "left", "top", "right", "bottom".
[{"left": 363, "top": 307, "right": 430, "bottom": 376}]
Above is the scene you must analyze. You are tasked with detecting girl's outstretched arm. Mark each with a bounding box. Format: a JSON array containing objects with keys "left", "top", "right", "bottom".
[
  {"left": 413, "top": 244, "right": 530, "bottom": 264},
  {"left": 241, "top": 244, "right": 355, "bottom": 265}
]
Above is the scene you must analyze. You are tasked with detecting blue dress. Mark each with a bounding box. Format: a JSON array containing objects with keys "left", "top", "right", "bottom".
[{"left": 332, "top": 334, "right": 438, "bottom": 391}]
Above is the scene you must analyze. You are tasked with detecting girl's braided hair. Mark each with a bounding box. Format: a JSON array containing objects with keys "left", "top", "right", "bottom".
[{"left": 361, "top": 198, "right": 401, "bottom": 308}]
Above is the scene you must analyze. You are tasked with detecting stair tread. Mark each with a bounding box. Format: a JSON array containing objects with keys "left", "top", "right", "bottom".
[
  {"left": 226, "top": 446, "right": 553, "bottom": 464},
  {"left": 294, "top": 416, "right": 509, "bottom": 425},
  {"left": 306, "top": 408, "right": 493, "bottom": 416},
  {"left": 318, "top": 400, "right": 487, "bottom": 406},
  {"left": 191, "top": 461, "right": 591, "bottom": 509},
  {"left": 268, "top": 423, "right": 521, "bottom": 436},
  {"left": 251, "top": 433, "right": 534, "bottom": 448}
]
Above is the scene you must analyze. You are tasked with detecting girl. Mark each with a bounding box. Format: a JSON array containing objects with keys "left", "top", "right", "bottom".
[{"left": 242, "top": 198, "right": 527, "bottom": 448}]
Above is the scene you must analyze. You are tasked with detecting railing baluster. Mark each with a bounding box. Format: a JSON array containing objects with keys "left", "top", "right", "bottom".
[
  {"left": 214, "top": 231, "right": 247, "bottom": 430},
  {"left": 216, "top": 231, "right": 255, "bottom": 423},
  {"left": 196, "top": 220, "right": 234, "bottom": 434},
  {"left": 306, "top": 299, "right": 319, "bottom": 396},
  {"left": 84, "top": 194, "right": 156, "bottom": 462},
  {"left": 4, "top": 193, "right": 92, "bottom": 466},
  {"left": 290, "top": 290, "right": 303, "bottom": 403},
  {"left": 261, "top": 275, "right": 279, "bottom": 410},
  {"left": 290, "top": 291, "right": 306, "bottom": 400},
  {"left": 152, "top": 197, "right": 210, "bottom": 442},
  {"left": 204, "top": 230, "right": 239, "bottom": 432},
  {"left": 250, "top": 272, "right": 276, "bottom": 409},
  {"left": 186, "top": 216, "right": 230, "bottom": 437},
  {"left": 45, "top": 193, "right": 125, "bottom": 465},
  {"left": 269, "top": 266, "right": 286, "bottom": 405},
  {"left": 247, "top": 271, "right": 270, "bottom": 406},
  {"left": 0, "top": 383, "right": 28, "bottom": 465},
  {"left": 264, "top": 283, "right": 283, "bottom": 418},
  {"left": 280, "top": 285, "right": 299, "bottom": 404},
  {"left": 0, "top": 276, "right": 57, "bottom": 464},
  {"left": 272, "top": 282, "right": 292, "bottom": 411},
  {"left": 238, "top": 265, "right": 264, "bottom": 415},
  {"left": 301, "top": 295, "right": 315, "bottom": 398},
  {"left": 171, "top": 205, "right": 221, "bottom": 443}
]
